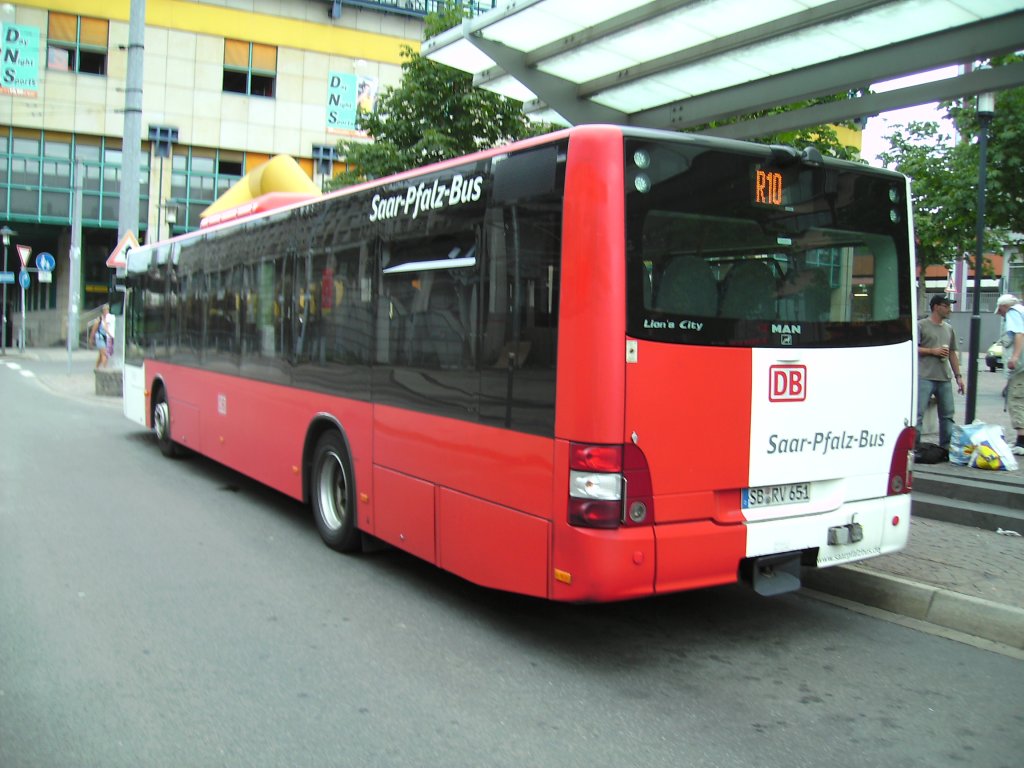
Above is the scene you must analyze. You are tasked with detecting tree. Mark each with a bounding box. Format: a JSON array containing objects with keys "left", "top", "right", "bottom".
[
  {"left": 691, "top": 93, "right": 866, "bottom": 161},
  {"left": 877, "top": 60, "right": 1024, "bottom": 277},
  {"left": 945, "top": 55, "right": 1024, "bottom": 240},
  {"left": 763, "top": 121, "right": 861, "bottom": 162},
  {"left": 330, "top": 2, "right": 547, "bottom": 186},
  {"left": 878, "top": 120, "right": 982, "bottom": 271}
]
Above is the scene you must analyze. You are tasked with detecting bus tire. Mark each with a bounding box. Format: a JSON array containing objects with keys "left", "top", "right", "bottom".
[
  {"left": 152, "top": 390, "right": 182, "bottom": 458},
  {"left": 311, "top": 431, "right": 360, "bottom": 552}
]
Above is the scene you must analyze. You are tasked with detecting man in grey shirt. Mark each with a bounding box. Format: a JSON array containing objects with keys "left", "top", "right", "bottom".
[{"left": 917, "top": 294, "right": 964, "bottom": 449}]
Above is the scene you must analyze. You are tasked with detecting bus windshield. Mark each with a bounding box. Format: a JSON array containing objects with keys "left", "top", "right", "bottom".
[{"left": 625, "top": 140, "right": 913, "bottom": 347}]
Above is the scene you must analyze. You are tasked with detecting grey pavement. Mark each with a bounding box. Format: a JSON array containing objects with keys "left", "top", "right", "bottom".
[
  {"left": 806, "top": 361, "right": 1024, "bottom": 652},
  {"left": 2, "top": 345, "right": 119, "bottom": 402},
  {"left": 5, "top": 346, "right": 1023, "bottom": 652}
]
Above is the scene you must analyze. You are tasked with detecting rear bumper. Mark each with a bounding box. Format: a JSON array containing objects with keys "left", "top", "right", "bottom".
[
  {"left": 652, "top": 494, "right": 911, "bottom": 595},
  {"left": 550, "top": 495, "right": 912, "bottom": 601},
  {"left": 744, "top": 494, "right": 911, "bottom": 566}
]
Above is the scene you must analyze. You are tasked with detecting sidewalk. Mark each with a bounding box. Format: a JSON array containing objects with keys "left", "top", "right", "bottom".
[
  {"left": 805, "top": 507, "right": 1024, "bottom": 651},
  {"left": 6, "top": 347, "right": 1023, "bottom": 650},
  {"left": 9, "top": 345, "right": 119, "bottom": 399}
]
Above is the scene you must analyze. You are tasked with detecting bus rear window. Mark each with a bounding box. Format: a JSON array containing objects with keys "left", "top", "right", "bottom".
[{"left": 625, "top": 142, "right": 912, "bottom": 348}]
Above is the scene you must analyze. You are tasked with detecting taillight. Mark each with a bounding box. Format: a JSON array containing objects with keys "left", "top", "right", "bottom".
[
  {"left": 570, "top": 443, "right": 621, "bottom": 472},
  {"left": 568, "top": 442, "right": 654, "bottom": 528},
  {"left": 887, "top": 426, "right": 916, "bottom": 495},
  {"left": 568, "top": 443, "right": 622, "bottom": 529}
]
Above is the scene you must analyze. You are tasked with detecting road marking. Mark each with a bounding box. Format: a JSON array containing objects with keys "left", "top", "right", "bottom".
[{"left": 2, "top": 362, "right": 37, "bottom": 378}]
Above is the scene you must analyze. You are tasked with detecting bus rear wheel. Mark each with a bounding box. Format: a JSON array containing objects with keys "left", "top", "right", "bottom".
[{"left": 311, "top": 431, "right": 360, "bottom": 552}]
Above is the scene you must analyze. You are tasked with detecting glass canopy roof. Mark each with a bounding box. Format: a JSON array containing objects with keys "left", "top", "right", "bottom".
[{"left": 422, "top": 0, "right": 1024, "bottom": 138}]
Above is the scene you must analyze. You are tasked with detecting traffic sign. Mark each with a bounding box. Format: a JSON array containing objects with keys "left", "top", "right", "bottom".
[
  {"left": 39, "top": 271, "right": 52, "bottom": 283},
  {"left": 16, "top": 244, "right": 31, "bottom": 267},
  {"left": 35, "top": 252, "right": 55, "bottom": 272},
  {"left": 19, "top": 270, "right": 30, "bottom": 289},
  {"left": 106, "top": 230, "right": 140, "bottom": 269},
  {"left": 0, "top": 271, "right": 13, "bottom": 284}
]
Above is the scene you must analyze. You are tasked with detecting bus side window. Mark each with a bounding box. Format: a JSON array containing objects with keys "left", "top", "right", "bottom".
[
  {"left": 181, "top": 269, "right": 204, "bottom": 362},
  {"left": 377, "top": 247, "right": 414, "bottom": 367},
  {"left": 205, "top": 267, "right": 240, "bottom": 363},
  {"left": 480, "top": 202, "right": 560, "bottom": 434},
  {"left": 378, "top": 231, "right": 477, "bottom": 371},
  {"left": 420, "top": 271, "right": 466, "bottom": 369},
  {"left": 321, "top": 244, "right": 373, "bottom": 366}
]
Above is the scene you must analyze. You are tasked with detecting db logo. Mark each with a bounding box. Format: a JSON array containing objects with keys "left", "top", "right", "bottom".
[{"left": 769, "top": 364, "right": 806, "bottom": 402}]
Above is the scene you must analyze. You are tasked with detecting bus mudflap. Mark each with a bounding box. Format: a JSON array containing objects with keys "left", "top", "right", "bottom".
[{"left": 742, "top": 551, "right": 802, "bottom": 596}]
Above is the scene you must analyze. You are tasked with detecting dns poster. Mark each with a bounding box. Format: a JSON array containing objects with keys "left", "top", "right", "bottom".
[
  {"left": 327, "top": 72, "right": 378, "bottom": 137},
  {"left": 1, "top": 24, "right": 40, "bottom": 97}
]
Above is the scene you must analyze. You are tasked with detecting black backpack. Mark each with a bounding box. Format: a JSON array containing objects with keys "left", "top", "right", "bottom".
[{"left": 915, "top": 442, "right": 948, "bottom": 464}]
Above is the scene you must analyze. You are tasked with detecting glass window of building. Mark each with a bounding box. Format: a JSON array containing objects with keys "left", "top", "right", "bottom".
[
  {"left": 223, "top": 40, "right": 276, "bottom": 98},
  {"left": 47, "top": 13, "right": 108, "bottom": 75},
  {"left": 170, "top": 148, "right": 245, "bottom": 232}
]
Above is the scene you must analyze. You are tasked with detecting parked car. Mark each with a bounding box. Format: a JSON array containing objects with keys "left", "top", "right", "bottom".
[{"left": 986, "top": 339, "right": 1004, "bottom": 371}]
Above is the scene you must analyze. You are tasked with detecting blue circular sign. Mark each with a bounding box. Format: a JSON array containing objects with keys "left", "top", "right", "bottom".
[
  {"left": 35, "top": 252, "right": 55, "bottom": 272},
  {"left": 19, "top": 270, "right": 30, "bottom": 289}
]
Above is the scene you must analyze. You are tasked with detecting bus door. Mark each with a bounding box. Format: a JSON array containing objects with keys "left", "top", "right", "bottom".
[
  {"left": 123, "top": 277, "right": 148, "bottom": 427},
  {"left": 123, "top": 241, "right": 177, "bottom": 428}
]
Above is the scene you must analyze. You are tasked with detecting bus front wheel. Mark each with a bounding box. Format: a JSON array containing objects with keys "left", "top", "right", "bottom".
[
  {"left": 311, "top": 431, "right": 360, "bottom": 552},
  {"left": 153, "top": 391, "right": 181, "bottom": 458}
]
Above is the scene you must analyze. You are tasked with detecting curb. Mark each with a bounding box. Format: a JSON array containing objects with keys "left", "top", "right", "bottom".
[
  {"left": 803, "top": 564, "right": 1024, "bottom": 650},
  {"left": 912, "top": 490, "right": 1024, "bottom": 533}
]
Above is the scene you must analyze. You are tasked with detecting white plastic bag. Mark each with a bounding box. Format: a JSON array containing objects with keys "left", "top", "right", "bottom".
[
  {"left": 949, "top": 423, "right": 986, "bottom": 466},
  {"left": 960, "top": 423, "right": 1019, "bottom": 471}
]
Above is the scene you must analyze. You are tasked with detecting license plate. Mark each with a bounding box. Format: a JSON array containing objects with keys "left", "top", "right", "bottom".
[{"left": 742, "top": 482, "right": 810, "bottom": 509}]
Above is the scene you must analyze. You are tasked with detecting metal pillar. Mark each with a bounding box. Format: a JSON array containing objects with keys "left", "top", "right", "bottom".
[
  {"left": 118, "top": 0, "right": 145, "bottom": 242},
  {"left": 68, "top": 161, "right": 83, "bottom": 367},
  {"left": 1, "top": 225, "right": 16, "bottom": 356},
  {"left": 964, "top": 92, "right": 995, "bottom": 425}
]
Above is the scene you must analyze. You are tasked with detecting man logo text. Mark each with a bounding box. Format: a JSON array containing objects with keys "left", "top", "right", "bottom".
[{"left": 769, "top": 365, "right": 806, "bottom": 402}]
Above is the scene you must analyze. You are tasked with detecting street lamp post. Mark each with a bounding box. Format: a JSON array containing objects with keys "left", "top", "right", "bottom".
[
  {"left": 965, "top": 92, "right": 996, "bottom": 425},
  {"left": 1, "top": 225, "right": 16, "bottom": 356}
]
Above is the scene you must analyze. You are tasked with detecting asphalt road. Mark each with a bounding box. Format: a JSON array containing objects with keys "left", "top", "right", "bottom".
[{"left": 1, "top": 358, "right": 1022, "bottom": 768}]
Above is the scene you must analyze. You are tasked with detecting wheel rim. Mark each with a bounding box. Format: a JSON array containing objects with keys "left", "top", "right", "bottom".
[
  {"left": 317, "top": 451, "right": 347, "bottom": 532},
  {"left": 154, "top": 401, "right": 170, "bottom": 441}
]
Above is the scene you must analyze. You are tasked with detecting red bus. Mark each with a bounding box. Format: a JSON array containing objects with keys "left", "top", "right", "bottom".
[{"left": 123, "top": 125, "right": 916, "bottom": 601}]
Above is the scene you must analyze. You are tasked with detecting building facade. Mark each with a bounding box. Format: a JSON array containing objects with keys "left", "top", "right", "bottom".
[{"left": 1, "top": 0, "right": 482, "bottom": 347}]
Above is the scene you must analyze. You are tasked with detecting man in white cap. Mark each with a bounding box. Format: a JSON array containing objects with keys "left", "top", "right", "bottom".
[{"left": 995, "top": 293, "right": 1024, "bottom": 454}]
